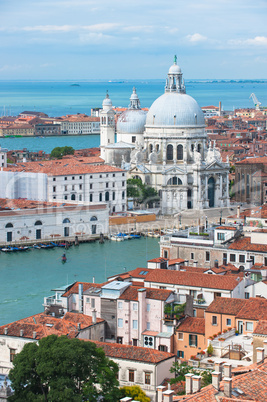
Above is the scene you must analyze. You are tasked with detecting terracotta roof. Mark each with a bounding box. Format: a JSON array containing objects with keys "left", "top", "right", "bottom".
[
  {"left": 177, "top": 317, "right": 205, "bottom": 335},
  {"left": 216, "top": 226, "right": 237, "bottom": 231},
  {"left": 236, "top": 156, "right": 267, "bottom": 165},
  {"left": 205, "top": 298, "right": 246, "bottom": 315},
  {"left": 0, "top": 312, "right": 104, "bottom": 340},
  {"left": 119, "top": 286, "right": 173, "bottom": 302},
  {"left": 147, "top": 257, "right": 168, "bottom": 263},
  {"left": 253, "top": 320, "right": 267, "bottom": 335},
  {"left": 236, "top": 298, "right": 267, "bottom": 320},
  {"left": 228, "top": 237, "right": 267, "bottom": 253},
  {"left": 4, "top": 157, "right": 124, "bottom": 176},
  {"left": 88, "top": 340, "right": 175, "bottom": 363},
  {"left": 143, "top": 270, "right": 241, "bottom": 291},
  {"left": 0, "top": 198, "right": 74, "bottom": 210},
  {"left": 168, "top": 258, "right": 186, "bottom": 265},
  {"left": 62, "top": 282, "right": 102, "bottom": 298}
]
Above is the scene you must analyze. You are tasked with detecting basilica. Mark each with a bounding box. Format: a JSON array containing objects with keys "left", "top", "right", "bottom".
[{"left": 100, "top": 58, "right": 230, "bottom": 214}]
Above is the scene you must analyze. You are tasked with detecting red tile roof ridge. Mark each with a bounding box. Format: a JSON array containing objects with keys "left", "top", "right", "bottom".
[{"left": 176, "top": 317, "right": 205, "bottom": 334}]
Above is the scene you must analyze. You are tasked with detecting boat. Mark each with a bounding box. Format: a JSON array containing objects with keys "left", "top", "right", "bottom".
[
  {"left": 1, "top": 247, "right": 16, "bottom": 252},
  {"left": 17, "top": 246, "right": 30, "bottom": 251},
  {"left": 110, "top": 234, "right": 124, "bottom": 242},
  {"left": 61, "top": 253, "right": 67, "bottom": 263},
  {"left": 40, "top": 244, "right": 55, "bottom": 249},
  {"left": 33, "top": 244, "right": 41, "bottom": 249},
  {"left": 129, "top": 234, "right": 141, "bottom": 239},
  {"left": 117, "top": 233, "right": 130, "bottom": 240}
]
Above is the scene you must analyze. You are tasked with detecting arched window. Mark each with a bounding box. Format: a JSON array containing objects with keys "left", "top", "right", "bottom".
[
  {"left": 208, "top": 177, "right": 215, "bottom": 207},
  {"left": 63, "top": 218, "right": 70, "bottom": 224},
  {"left": 5, "top": 222, "right": 13, "bottom": 228},
  {"left": 246, "top": 174, "right": 250, "bottom": 197},
  {"left": 197, "top": 144, "right": 201, "bottom": 153},
  {"left": 99, "top": 193, "right": 102, "bottom": 202},
  {"left": 167, "top": 177, "right": 182, "bottom": 186},
  {"left": 105, "top": 191, "right": 109, "bottom": 201},
  {"left": 79, "top": 195, "right": 82, "bottom": 201},
  {"left": 177, "top": 144, "right": 183, "bottom": 160},
  {"left": 133, "top": 175, "right": 141, "bottom": 181},
  {"left": 71, "top": 194, "right": 76, "bottom": 201},
  {"left": 149, "top": 144, "right": 153, "bottom": 153},
  {"left": 90, "top": 216, "right": 98, "bottom": 221},
  {"left": 34, "top": 220, "right": 42, "bottom": 226},
  {"left": 167, "top": 144, "right": 173, "bottom": 160},
  {"left": 156, "top": 144, "right": 159, "bottom": 152}
]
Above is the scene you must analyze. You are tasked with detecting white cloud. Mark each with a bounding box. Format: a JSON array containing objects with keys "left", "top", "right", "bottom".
[
  {"left": 186, "top": 33, "right": 207, "bottom": 43},
  {"left": 229, "top": 36, "right": 267, "bottom": 47},
  {"left": 123, "top": 25, "right": 154, "bottom": 33},
  {"left": 79, "top": 32, "right": 114, "bottom": 44}
]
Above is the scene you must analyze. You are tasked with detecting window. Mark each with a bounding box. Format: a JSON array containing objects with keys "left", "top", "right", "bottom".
[
  {"left": 190, "top": 252, "right": 194, "bottom": 260},
  {"left": 177, "top": 144, "right": 183, "bottom": 160},
  {"left": 106, "top": 174, "right": 109, "bottom": 177},
  {"left": 129, "top": 370, "right": 134, "bottom": 382},
  {"left": 145, "top": 372, "right": 151, "bottom": 385},
  {"left": 190, "top": 289, "right": 197, "bottom": 299},
  {"left": 122, "top": 191, "right": 125, "bottom": 199},
  {"left": 212, "top": 316, "right": 217, "bottom": 325},
  {"left": 230, "top": 254, "right": 236, "bottom": 262},
  {"left": 5, "top": 223, "right": 13, "bottom": 228},
  {"left": 72, "top": 176, "right": 75, "bottom": 180},
  {"left": 206, "top": 251, "right": 210, "bottom": 261},
  {"left": 72, "top": 185, "right": 75, "bottom": 191},
  {"left": 90, "top": 194, "right": 93, "bottom": 202},
  {"left": 132, "top": 136, "right": 136, "bottom": 143},
  {"left": 177, "top": 351, "right": 184, "bottom": 358},
  {"left": 10, "top": 348, "right": 16, "bottom": 362},
  {"left": 35, "top": 220, "right": 42, "bottom": 226},
  {"left": 178, "top": 332, "right": 183, "bottom": 340},
  {"left": 245, "top": 292, "right": 250, "bottom": 299},
  {"left": 63, "top": 218, "right": 70, "bottom": 223},
  {"left": 79, "top": 176, "right": 82, "bottom": 179},
  {"left": 132, "top": 339, "right": 138, "bottom": 346},
  {"left": 250, "top": 256, "right": 255, "bottom": 265},
  {"left": 86, "top": 297, "right": 90, "bottom": 303},
  {"left": 113, "top": 182, "right": 115, "bottom": 187},
  {"left": 79, "top": 184, "right": 82, "bottom": 190},
  {"left": 193, "top": 309, "right": 196, "bottom": 317},
  {"left": 146, "top": 304, "right": 150, "bottom": 312},
  {"left": 90, "top": 175, "right": 93, "bottom": 179},
  {"left": 106, "top": 182, "right": 109, "bottom": 188},
  {"left": 64, "top": 195, "right": 68, "bottom": 200},
  {"left": 147, "top": 322, "right": 150, "bottom": 330},
  {"left": 113, "top": 174, "right": 115, "bottom": 177},
  {"left": 105, "top": 192, "right": 109, "bottom": 201},
  {"left": 64, "top": 177, "right": 67, "bottom": 180},
  {"left": 133, "top": 303, "right": 137, "bottom": 311},
  {"left": 91, "top": 298, "right": 95, "bottom": 308},
  {"left": 189, "top": 334, "right": 197, "bottom": 347},
  {"left": 91, "top": 225, "right": 96, "bottom": 235},
  {"left": 71, "top": 194, "right": 76, "bottom": 201},
  {"left": 122, "top": 173, "right": 125, "bottom": 176},
  {"left": 90, "top": 216, "right": 98, "bottom": 221},
  {"left": 90, "top": 184, "right": 93, "bottom": 189},
  {"left": 167, "top": 144, "right": 173, "bottom": 160},
  {"left": 53, "top": 177, "right": 56, "bottom": 181},
  {"left": 64, "top": 185, "right": 67, "bottom": 191},
  {"left": 117, "top": 337, "right": 123, "bottom": 344},
  {"left": 53, "top": 186, "right": 56, "bottom": 192},
  {"left": 217, "top": 232, "right": 225, "bottom": 240},
  {"left": 122, "top": 181, "right": 125, "bottom": 186},
  {"left": 118, "top": 318, "right": 123, "bottom": 328},
  {"left": 226, "top": 318, "right": 231, "bottom": 326},
  {"left": 163, "top": 250, "right": 168, "bottom": 259},
  {"left": 239, "top": 255, "right": 245, "bottom": 263},
  {"left": 118, "top": 301, "right": 123, "bottom": 309},
  {"left": 246, "top": 322, "right": 253, "bottom": 331},
  {"left": 132, "top": 320, "right": 138, "bottom": 329},
  {"left": 113, "top": 192, "right": 115, "bottom": 201},
  {"left": 99, "top": 175, "right": 102, "bottom": 178}
]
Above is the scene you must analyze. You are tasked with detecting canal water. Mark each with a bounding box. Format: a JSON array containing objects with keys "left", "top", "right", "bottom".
[{"left": 0, "top": 237, "right": 159, "bottom": 326}]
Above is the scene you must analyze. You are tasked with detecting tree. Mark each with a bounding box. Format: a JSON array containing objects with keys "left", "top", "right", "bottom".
[
  {"left": 50, "top": 146, "right": 74, "bottom": 159},
  {"left": 169, "top": 362, "right": 212, "bottom": 390},
  {"left": 120, "top": 385, "right": 150, "bottom": 402},
  {"left": 9, "top": 335, "right": 119, "bottom": 402},
  {"left": 127, "top": 178, "right": 159, "bottom": 207}
]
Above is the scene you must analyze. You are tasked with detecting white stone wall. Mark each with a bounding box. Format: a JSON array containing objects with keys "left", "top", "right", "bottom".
[
  {"left": 60, "top": 120, "right": 100, "bottom": 135},
  {"left": 0, "top": 335, "right": 37, "bottom": 375},
  {"left": 0, "top": 204, "right": 109, "bottom": 243}
]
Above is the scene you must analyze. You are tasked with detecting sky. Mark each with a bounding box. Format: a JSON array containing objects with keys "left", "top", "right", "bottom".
[{"left": 0, "top": 0, "right": 267, "bottom": 80}]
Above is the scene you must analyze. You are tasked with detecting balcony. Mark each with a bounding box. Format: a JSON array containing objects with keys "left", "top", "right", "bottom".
[{"left": 43, "top": 295, "right": 63, "bottom": 307}]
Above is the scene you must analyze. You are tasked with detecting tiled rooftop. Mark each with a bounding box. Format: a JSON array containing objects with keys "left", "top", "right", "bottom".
[
  {"left": 205, "top": 298, "right": 246, "bottom": 315},
  {"left": 119, "top": 286, "right": 173, "bottom": 302},
  {"left": 62, "top": 282, "right": 102, "bottom": 298},
  {"left": 228, "top": 237, "right": 267, "bottom": 253},
  {"left": 253, "top": 320, "right": 267, "bottom": 335},
  {"left": 177, "top": 317, "right": 205, "bottom": 335}
]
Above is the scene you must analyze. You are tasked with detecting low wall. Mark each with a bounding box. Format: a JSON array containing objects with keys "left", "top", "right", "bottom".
[{"left": 109, "top": 214, "right": 156, "bottom": 226}]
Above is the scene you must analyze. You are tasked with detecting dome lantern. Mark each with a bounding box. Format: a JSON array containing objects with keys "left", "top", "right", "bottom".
[{"left": 165, "top": 55, "right": 186, "bottom": 94}]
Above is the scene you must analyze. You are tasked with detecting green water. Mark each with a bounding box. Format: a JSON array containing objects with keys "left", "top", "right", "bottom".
[{"left": 0, "top": 238, "right": 159, "bottom": 326}]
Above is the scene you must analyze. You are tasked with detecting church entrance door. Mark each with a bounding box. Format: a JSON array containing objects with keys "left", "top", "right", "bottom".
[{"left": 208, "top": 177, "right": 215, "bottom": 207}]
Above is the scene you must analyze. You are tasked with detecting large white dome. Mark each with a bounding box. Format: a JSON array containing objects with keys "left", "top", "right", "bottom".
[
  {"left": 146, "top": 92, "right": 205, "bottom": 127},
  {"left": 117, "top": 109, "right": 147, "bottom": 134}
]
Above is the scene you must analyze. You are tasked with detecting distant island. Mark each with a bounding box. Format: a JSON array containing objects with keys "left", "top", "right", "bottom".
[{"left": 70, "top": 84, "right": 80, "bottom": 87}]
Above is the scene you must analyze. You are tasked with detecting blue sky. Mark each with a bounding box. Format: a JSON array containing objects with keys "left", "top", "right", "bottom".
[{"left": 0, "top": 0, "right": 267, "bottom": 79}]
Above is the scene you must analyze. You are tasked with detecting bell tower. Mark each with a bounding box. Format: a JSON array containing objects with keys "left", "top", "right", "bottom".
[{"left": 100, "top": 92, "right": 115, "bottom": 159}]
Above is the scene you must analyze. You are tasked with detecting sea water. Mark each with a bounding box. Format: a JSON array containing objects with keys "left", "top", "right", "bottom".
[{"left": 0, "top": 237, "right": 159, "bottom": 326}]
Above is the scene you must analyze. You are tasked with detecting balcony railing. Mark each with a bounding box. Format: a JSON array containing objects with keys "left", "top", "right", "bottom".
[{"left": 43, "top": 295, "right": 63, "bottom": 306}]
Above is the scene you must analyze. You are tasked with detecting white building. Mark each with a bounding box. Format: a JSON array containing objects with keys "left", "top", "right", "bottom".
[
  {"left": 0, "top": 146, "right": 7, "bottom": 168},
  {"left": 59, "top": 114, "right": 100, "bottom": 135},
  {"left": 0, "top": 199, "right": 109, "bottom": 243},
  {"left": 100, "top": 57, "right": 230, "bottom": 214},
  {"left": 2, "top": 156, "right": 127, "bottom": 214}
]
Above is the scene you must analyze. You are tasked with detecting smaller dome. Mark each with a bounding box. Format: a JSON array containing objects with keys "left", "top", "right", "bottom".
[
  {"left": 102, "top": 92, "right": 112, "bottom": 107},
  {"left": 168, "top": 63, "right": 181, "bottom": 74},
  {"left": 117, "top": 109, "right": 147, "bottom": 134}
]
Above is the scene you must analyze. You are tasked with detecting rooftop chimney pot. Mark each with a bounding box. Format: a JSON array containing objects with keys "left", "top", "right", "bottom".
[
  {"left": 224, "top": 377, "right": 232, "bottom": 398},
  {"left": 192, "top": 375, "right": 201, "bottom": 393},
  {"left": 4, "top": 327, "right": 8, "bottom": 335},
  {"left": 256, "top": 347, "right": 264, "bottom": 363},
  {"left": 212, "top": 371, "right": 221, "bottom": 390},
  {"left": 263, "top": 340, "right": 267, "bottom": 357},
  {"left": 185, "top": 373, "right": 194, "bottom": 394},
  {"left": 223, "top": 363, "right": 232, "bottom": 378}
]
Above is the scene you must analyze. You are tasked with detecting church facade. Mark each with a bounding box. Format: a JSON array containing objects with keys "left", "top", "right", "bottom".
[{"left": 100, "top": 58, "right": 230, "bottom": 215}]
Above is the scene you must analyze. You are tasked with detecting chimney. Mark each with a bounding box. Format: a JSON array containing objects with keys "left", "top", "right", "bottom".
[
  {"left": 138, "top": 288, "right": 146, "bottom": 335},
  {"left": 20, "top": 329, "right": 24, "bottom": 337},
  {"left": 212, "top": 371, "right": 221, "bottom": 390},
  {"left": 219, "top": 101, "right": 222, "bottom": 115},
  {"left": 192, "top": 375, "right": 201, "bottom": 393},
  {"left": 33, "top": 331, "right": 37, "bottom": 339},
  {"left": 4, "top": 327, "right": 8, "bottom": 335},
  {"left": 163, "top": 390, "right": 174, "bottom": 402},
  {"left": 246, "top": 259, "right": 253, "bottom": 269},
  {"left": 256, "top": 347, "right": 265, "bottom": 363},
  {"left": 214, "top": 362, "right": 223, "bottom": 380},
  {"left": 183, "top": 260, "right": 189, "bottom": 266},
  {"left": 224, "top": 377, "right": 232, "bottom": 398},
  {"left": 92, "top": 309, "right": 96, "bottom": 325},
  {"left": 157, "top": 385, "right": 166, "bottom": 401},
  {"left": 264, "top": 340, "right": 267, "bottom": 357},
  {"left": 223, "top": 363, "right": 232, "bottom": 378},
  {"left": 77, "top": 323, "right": 81, "bottom": 331},
  {"left": 193, "top": 261, "right": 198, "bottom": 267},
  {"left": 93, "top": 276, "right": 95, "bottom": 284},
  {"left": 237, "top": 205, "right": 240, "bottom": 219},
  {"left": 185, "top": 373, "right": 194, "bottom": 394}
]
